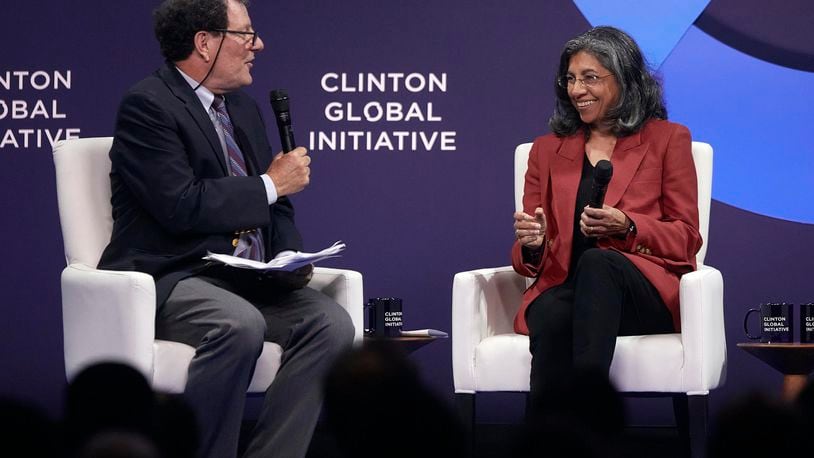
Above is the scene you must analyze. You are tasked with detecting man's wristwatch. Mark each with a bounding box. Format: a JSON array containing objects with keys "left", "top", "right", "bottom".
[{"left": 627, "top": 220, "right": 637, "bottom": 236}]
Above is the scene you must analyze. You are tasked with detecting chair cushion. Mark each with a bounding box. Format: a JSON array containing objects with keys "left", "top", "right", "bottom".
[
  {"left": 247, "top": 342, "right": 284, "bottom": 392},
  {"left": 473, "top": 333, "right": 686, "bottom": 393},
  {"left": 474, "top": 334, "right": 532, "bottom": 392},
  {"left": 609, "top": 334, "right": 685, "bottom": 392},
  {"left": 151, "top": 340, "right": 283, "bottom": 394}
]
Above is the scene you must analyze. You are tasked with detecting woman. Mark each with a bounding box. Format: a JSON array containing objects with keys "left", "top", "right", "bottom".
[{"left": 511, "top": 26, "right": 702, "bottom": 398}]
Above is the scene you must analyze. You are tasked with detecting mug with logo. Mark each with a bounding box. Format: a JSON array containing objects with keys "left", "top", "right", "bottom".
[
  {"left": 743, "top": 302, "right": 793, "bottom": 343},
  {"left": 364, "top": 297, "right": 403, "bottom": 337},
  {"left": 800, "top": 303, "right": 814, "bottom": 344}
]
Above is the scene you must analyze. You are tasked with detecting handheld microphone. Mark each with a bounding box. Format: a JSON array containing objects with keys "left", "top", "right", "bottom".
[
  {"left": 269, "top": 89, "right": 296, "bottom": 153},
  {"left": 588, "top": 160, "right": 613, "bottom": 208}
]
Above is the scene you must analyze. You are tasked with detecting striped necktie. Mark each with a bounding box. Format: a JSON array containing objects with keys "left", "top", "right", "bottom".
[{"left": 212, "top": 96, "right": 265, "bottom": 262}]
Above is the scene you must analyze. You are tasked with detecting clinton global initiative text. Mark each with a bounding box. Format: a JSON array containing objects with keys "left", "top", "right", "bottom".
[{"left": 309, "top": 130, "right": 456, "bottom": 152}]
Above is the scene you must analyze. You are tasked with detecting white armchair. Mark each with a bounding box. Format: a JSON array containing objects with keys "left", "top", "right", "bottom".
[
  {"left": 452, "top": 142, "right": 726, "bottom": 457},
  {"left": 54, "top": 137, "right": 364, "bottom": 393}
]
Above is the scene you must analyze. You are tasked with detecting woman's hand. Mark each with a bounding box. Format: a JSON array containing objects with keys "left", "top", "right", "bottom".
[
  {"left": 579, "top": 205, "right": 630, "bottom": 238},
  {"left": 514, "top": 207, "right": 546, "bottom": 249}
]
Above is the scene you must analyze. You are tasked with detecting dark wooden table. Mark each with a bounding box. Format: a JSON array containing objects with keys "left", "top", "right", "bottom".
[
  {"left": 363, "top": 335, "right": 446, "bottom": 354},
  {"left": 737, "top": 342, "right": 814, "bottom": 400}
]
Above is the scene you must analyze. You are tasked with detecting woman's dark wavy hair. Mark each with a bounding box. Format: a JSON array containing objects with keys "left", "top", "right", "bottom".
[
  {"left": 549, "top": 26, "right": 667, "bottom": 137},
  {"left": 153, "top": 0, "right": 249, "bottom": 62}
]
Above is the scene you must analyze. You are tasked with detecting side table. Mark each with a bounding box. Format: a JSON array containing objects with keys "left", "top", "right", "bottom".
[
  {"left": 363, "top": 335, "right": 446, "bottom": 354},
  {"left": 737, "top": 343, "right": 814, "bottom": 400}
]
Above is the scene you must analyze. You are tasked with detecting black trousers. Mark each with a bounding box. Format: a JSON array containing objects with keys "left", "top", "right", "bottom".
[{"left": 526, "top": 248, "right": 674, "bottom": 397}]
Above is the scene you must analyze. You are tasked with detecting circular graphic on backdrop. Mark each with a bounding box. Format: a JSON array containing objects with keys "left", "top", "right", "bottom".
[
  {"left": 695, "top": 0, "right": 814, "bottom": 72},
  {"left": 662, "top": 26, "right": 814, "bottom": 224}
]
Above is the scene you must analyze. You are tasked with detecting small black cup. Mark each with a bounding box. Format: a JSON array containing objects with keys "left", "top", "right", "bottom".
[
  {"left": 800, "top": 303, "right": 814, "bottom": 344},
  {"left": 365, "top": 297, "right": 403, "bottom": 337},
  {"left": 744, "top": 302, "right": 793, "bottom": 343}
]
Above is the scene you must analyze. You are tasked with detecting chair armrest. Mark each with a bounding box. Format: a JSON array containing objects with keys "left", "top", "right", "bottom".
[
  {"left": 452, "top": 266, "right": 526, "bottom": 392},
  {"left": 61, "top": 264, "right": 157, "bottom": 382},
  {"left": 310, "top": 267, "right": 364, "bottom": 343},
  {"left": 678, "top": 265, "right": 727, "bottom": 392}
]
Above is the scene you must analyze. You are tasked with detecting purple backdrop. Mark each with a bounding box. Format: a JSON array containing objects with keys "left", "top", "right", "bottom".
[{"left": 2, "top": 0, "right": 813, "bottom": 427}]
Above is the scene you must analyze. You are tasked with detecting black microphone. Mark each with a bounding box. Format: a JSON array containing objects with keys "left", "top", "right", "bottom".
[
  {"left": 269, "top": 89, "right": 296, "bottom": 153},
  {"left": 588, "top": 160, "right": 613, "bottom": 208}
]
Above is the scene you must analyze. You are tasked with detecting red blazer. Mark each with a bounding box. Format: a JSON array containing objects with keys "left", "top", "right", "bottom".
[{"left": 511, "top": 119, "right": 701, "bottom": 334}]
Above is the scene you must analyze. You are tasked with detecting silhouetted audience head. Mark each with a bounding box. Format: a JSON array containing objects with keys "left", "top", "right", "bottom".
[
  {"left": 519, "top": 367, "right": 624, "bottom": 458},
  {"left": 323, "top": 341, "right": 466, "bottom": 458},
  {"left": 708, "top": 392, "right": 807, "bottom": 458},
  {"left": 0, "top": 397, "right": 58, "bottom": 457},
  {"left": 64, "top": 362, "right": 198, "bottom": 458},
  {"left": 65, "top": 362, "right": 155, "bottom": 455}
]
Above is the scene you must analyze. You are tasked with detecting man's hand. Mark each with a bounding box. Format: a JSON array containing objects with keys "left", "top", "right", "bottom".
[
  {"left": 266, "top": 147, "right": 311, "bottom": 197},
  {"left": 266, "top": 263, "right": 314, "bottom": 290}
]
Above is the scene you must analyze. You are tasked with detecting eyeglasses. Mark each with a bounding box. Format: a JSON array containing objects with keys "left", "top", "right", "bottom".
[
  {"left": 212, "top": 29, "right": 259, "bottom": 47},
  {"left": 557, "top": 74, "right": 614, "bottom": 88}
]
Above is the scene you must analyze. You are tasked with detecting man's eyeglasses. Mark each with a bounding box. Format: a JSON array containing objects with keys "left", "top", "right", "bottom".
[
  {"left": 213, "top": 29, "right": 259, "bottom": 47},
  {"left": 557, "top": 74, "right": 614, "bottom": 89}
]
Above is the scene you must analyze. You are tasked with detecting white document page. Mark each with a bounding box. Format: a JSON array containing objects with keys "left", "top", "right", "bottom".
[{"left": 203, "top": 241, "right": 346, "bottom": 272}]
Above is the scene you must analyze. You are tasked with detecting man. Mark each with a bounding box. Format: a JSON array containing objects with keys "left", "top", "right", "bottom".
[{"left": 97, "top": 1, "right": 354, "bottom": 457}]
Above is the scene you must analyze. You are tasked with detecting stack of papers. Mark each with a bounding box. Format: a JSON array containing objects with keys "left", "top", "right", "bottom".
[{"left": 203, "top": 241, "right": 346, "bottom": 271}]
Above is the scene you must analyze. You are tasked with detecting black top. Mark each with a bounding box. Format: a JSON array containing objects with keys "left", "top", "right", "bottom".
[{"left": 567, "top": 155, "right": 598, "bottom": 277}]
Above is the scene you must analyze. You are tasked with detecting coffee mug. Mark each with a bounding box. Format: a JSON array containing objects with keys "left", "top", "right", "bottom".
[
  {"left": 364, "top": 297, "right": 403, "bottom": 337},
  {"left": 801, "top": 303, "right": 814, "bottom": 344},
  {"left": 744, "top": 302, "right": 793, "bottom": 343}
]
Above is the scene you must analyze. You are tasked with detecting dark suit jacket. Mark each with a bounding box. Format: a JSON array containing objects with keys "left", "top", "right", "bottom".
[
  {"left": 98, "top": 63, "right": 302, "bottom": 306},
  {"left": 511, "top": 119, "right": 702, "bottom": 334}
]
